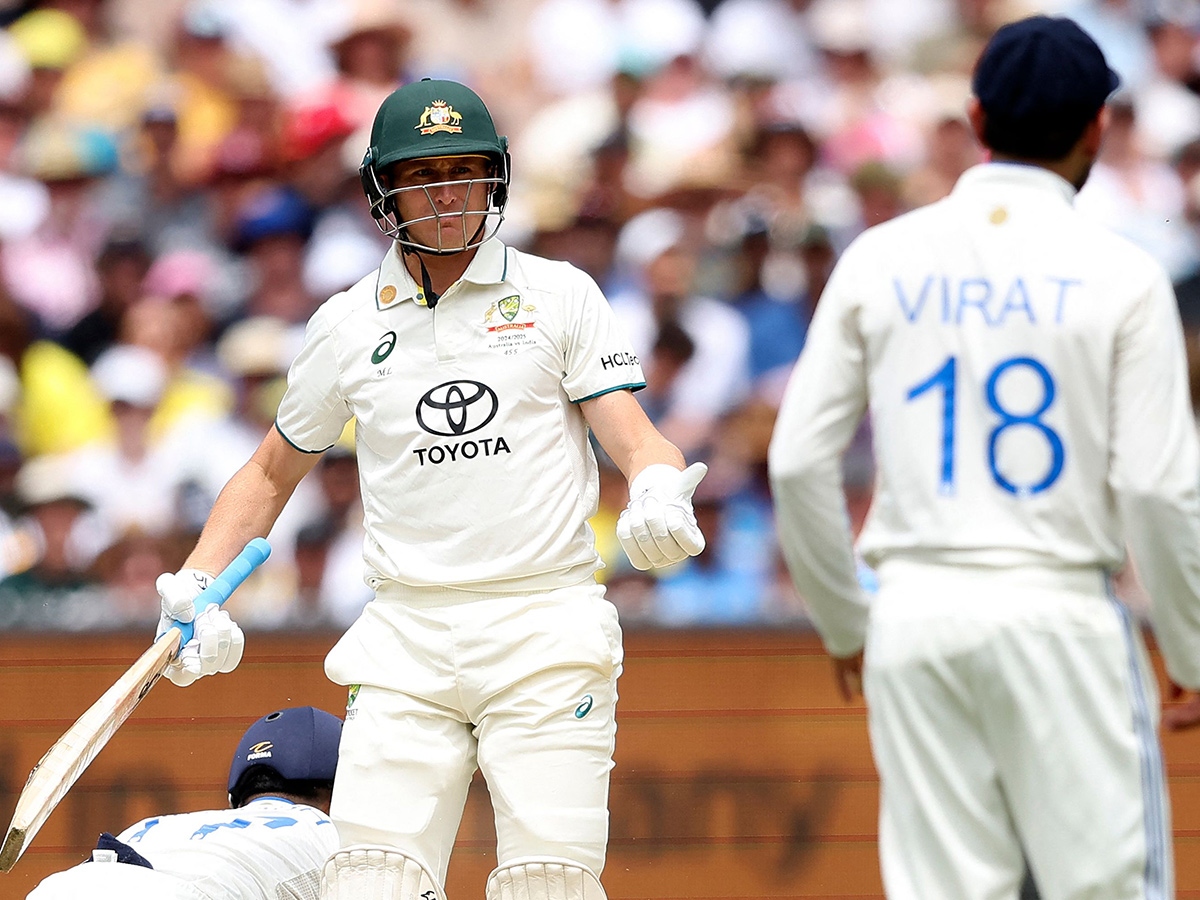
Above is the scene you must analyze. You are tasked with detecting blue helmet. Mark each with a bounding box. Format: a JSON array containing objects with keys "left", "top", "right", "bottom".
[{"left": 227, "top": 707, "right": 342, "bottom": 797}]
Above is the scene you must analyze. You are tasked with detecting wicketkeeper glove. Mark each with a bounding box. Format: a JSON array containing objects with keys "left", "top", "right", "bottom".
[
  {"left": 617, "top": 462, "right": 708, "bottom": 570},
  {"left": 155, "top": 569, "right": 245, "bottom": 687}
]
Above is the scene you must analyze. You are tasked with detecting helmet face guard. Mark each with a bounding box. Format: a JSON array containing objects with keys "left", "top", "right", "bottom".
[
  {"left": 359, "top": 149, "right": 509, "bottom": 254},
  {"left": 359, "top": 78, "right": 511, "bottom": 255}
]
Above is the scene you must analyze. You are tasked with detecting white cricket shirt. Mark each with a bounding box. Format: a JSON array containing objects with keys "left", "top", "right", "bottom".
[
  {"left": 768, "top": 163, "right": 1200, "bottom": 686},
  {"left": 27, "top": 798, "right": 336, "bottom": 900},
  {"left": 275, "top": 238, "right": 645, "bottom": 590}
]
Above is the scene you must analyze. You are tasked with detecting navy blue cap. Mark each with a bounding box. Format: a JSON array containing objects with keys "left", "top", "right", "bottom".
[
  {"left": 227, "top": 707, "right": 342, "bottom": 793},
  {"left": 973, "top": 16, "right": 1119, "bottom": 126}
]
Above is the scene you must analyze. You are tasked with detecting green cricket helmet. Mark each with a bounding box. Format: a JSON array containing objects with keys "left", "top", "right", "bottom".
[{"left": 359, "top": 78, "right": 510, "bottom": 254}]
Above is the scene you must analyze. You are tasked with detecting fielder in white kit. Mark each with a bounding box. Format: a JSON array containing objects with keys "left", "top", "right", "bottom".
[
  {"left": 26, "top": 706, "right": 341, "bottom": 900},
  {"left": 151, "top": 78, "right": 707, "bottom": 900},
  {"left": 768, "top": 16, "right": 1200, "bottom": 900}
]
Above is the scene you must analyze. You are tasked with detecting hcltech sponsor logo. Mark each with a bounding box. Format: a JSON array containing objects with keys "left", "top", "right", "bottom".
[
  {"left": 414, "top": 380, "right": 511, "bottom": 466},
  {"left": 600, "top": 351, "right": 638, "bottom": 370}
]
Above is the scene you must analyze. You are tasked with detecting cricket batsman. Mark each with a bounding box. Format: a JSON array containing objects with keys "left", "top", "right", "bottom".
[{"left": 152, "top": 77, "right": 707, "bottom": 900}]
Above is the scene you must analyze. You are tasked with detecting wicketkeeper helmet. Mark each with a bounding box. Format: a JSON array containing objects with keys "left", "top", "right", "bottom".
[{"left": 359, "top": 78, "right": 510, "bottom": 252}]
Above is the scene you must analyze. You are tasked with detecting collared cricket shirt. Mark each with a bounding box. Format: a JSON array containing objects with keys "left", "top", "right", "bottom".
[{"left": 275, "top": 238, "right": 645, "bottom": 590}]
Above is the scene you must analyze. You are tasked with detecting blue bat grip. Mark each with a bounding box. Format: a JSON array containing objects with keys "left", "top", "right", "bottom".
[{"left": 172, "top": 538, "right": 272, "bottom": 648}]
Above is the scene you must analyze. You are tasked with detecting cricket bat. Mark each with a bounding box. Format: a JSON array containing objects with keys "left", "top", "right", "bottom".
[{"left": 0, "top": 537, "right": 272, "bottom": 873}]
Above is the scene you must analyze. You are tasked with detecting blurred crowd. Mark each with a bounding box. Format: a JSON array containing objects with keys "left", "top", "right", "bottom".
[{"left": 0, "top": 0, "right": 1195, "bottom": 631}]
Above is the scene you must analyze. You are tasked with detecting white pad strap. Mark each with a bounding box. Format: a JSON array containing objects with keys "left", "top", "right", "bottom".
[
  {"left": 320, "top": 845, "right": 444, "bottom": 900},
  {"left": 486, "top": 858, "right": 607, "bottom": 900}
]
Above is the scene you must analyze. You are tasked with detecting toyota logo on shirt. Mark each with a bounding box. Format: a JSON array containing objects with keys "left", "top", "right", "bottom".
[{"left": 416, "top": 380, "right": 499, "bottom": 436}]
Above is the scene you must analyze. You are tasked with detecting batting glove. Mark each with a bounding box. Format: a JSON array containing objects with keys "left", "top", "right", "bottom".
[
  {"left": 155, "top": 569, "right": 245, "bottom": 687},
  {"left": 617, "top": 462, "right": 708, "bottom": 570}
]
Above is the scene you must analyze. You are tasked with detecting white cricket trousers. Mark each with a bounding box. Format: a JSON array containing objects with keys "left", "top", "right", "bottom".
[
  {"left": 864, "top": 560, "right": 1171, "bottom": 900},
  {"left": 26, "top": 861, "right": 204, "bottom": 899},
  {"left": 323, "top": 580, "right": 623, "bottom": 888}
]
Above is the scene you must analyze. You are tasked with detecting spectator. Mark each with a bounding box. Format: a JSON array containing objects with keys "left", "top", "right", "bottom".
[
  {"left": 1076, "top": 96, "right": 1198, "bottom": 280},
  {"left": 624, "top": 51, "right": 740, "bottom": 201},
  {"left": 203, "top": 0, "right": 340, "bottom": 99},
  {"left": 1133, "top": 13, "right": 1200, "bottom": 162},
  {"left": 165, "top": 314, "right": 319, "bottom": 570},
  {"left": 318, "top": 0, "right": 413, "bottom": 129},
  {"left": 91, "top": 530, "right": 174, "bottom": 624},
  {"left": 59, "top": 236, "right": 151, "bottom": 365},
  {"left": 7, "top": 8, "right": 88, "bottom": 117},
  {"left": 525, "top": 0, "right": 706, "bottom": 100},
  {"left": 68, "top": 344, "right": 181, "bottom": 543},
  {"left": 0, "top": 453, "right": 108, "bottom": 630},
  {"left": 847, "top": 158, "right": 908, "bottom": 234},
  {"left": 637, "top": 319, "right": 695, "bottom": 425},
  {"left": 3, "top": 119, "right": 118, "bottom": 334},
  {"left": 610, "top": 207, "right": 752, "bottom": 457},
  {"left": 282, "top": 100, "right": 388, "bottom": 300},
  {"left": 728, "top": 121, "right": 858, "bottom": 254},
  {"left": 724, "top": 216, "right": 809, "bottom": 384},
  {"left": 703, "top": 0, "right": 820, "bottom": 83},
  {"left": 231, "top": 186, "right": 317, "bottom": 322},
  {"left": 903, "top": 111, "right": 984, "bottom": 207},
  {"left": 292, "top": 445, "right": 372, "bottom": 628}
]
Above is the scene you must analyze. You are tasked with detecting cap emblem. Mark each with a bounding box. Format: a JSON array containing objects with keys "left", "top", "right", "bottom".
[
  {"left": 247, "top": 740, "right": 274, "bottom": 761},
  {"left": 417, "top": 101, "right": 463, "bottom": 135}
]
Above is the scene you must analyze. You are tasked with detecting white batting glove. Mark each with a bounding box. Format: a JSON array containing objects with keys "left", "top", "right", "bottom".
[
  {"left": 617, "top": 462, "right": 708, "bottom": 571},
  {"left": 155, "top": 570, "right": 245, "bottom": 687}
]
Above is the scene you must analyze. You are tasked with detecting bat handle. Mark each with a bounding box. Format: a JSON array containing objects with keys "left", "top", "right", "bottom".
[{"left": 171, "top": 538, "right": 272, "bottom": 648}]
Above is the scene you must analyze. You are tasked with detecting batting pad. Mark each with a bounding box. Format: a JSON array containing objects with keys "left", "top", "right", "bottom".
[
  {"left": 486, "top": 859, "right": 607, "bottom": 900},
  {"left": 320, "top": 845, "right": 444, "bottom": 900}
]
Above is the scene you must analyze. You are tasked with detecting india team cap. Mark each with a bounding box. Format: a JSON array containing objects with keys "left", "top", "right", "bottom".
[
  {"left": 227, "top": 706, "right": 342, "bottom": 793},
  {"left": 973, "top": 15, "right": 1120, "bottom": 126}
]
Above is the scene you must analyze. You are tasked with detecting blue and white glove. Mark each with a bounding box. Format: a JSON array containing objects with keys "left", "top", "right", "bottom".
[
  {"left": 617, "top": 463, "right": 708, "bottom": 570},
  {"left": 155, "top": 569, "right": 245, "bottom": 687}
]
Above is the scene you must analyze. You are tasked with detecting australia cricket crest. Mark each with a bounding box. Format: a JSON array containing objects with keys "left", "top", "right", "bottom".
[
  {"left": 482, "top": 295, "right": 538, "bottom": 354},
  {"left": 498, "top": 295, "right": 521, "bottom": 321},
  {"left": 417, "top": 101, "right": 463, "bottom": 135}
]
